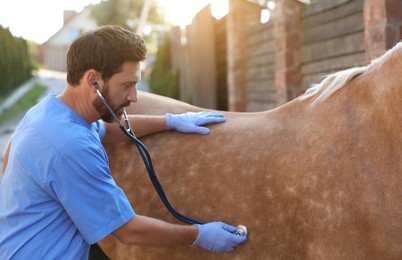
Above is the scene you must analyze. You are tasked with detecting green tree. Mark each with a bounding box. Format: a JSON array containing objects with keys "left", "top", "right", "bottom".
[
  {"left": 149, "top": 35, "right": 179, "bottom": 99},
  {"left": 89, "top": 0, "right": 164, "bottom": 35}
]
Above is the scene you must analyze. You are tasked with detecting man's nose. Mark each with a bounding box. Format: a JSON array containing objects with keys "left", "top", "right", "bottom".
[{"left": 127, "top": 86, "right": 138, "bottom": 103}]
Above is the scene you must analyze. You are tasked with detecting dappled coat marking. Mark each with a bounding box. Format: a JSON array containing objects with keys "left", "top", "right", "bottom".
[{"left": 99, "top": 41, "right": 402, "bottom": 259}]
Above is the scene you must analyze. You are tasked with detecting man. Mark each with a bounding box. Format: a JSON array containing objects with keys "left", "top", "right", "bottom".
[{"left": 0, "top": 25, "right": 247, "bottom": 259}]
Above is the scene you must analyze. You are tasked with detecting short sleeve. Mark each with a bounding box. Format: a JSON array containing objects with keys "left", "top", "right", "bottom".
[
  {"left": 93, "top": 120, "right": 106, "bottom": 140},
  {"left": 47, "top": 140, "right": 134, "bottom": 244}
]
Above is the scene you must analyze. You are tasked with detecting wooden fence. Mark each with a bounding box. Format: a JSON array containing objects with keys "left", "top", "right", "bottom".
[{"left": 169, "top": 0, "right": 402, "bottom": 112}]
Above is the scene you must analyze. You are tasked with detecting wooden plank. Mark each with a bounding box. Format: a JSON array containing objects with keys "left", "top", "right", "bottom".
[
  {"left": 247, "top": 92, "right": 276, "bottom": 103},
  {"left": 247, "top": 54, "right": 275, "bottom": 67},
  {"left": 302, "top": 0, "right": 364, "bottom": 27},
  {"left": 301, "top": 0, "right": 352, "bottom": 16},
  {"left": 302, "top": 12, "right": 364, "bottom": 44},
  {"left": 247, "top": 65, "right": 275, "bottom": 80},
  {"left": 301, "top": 51, "right": 366, "bottom": 75},
  {"left": 248, "top": 43, "right": 275, "bottom": 57},
  {"left": 214, "top": 16, "right": 226, "bottom": 35},
  {"left": 247, "top": 91, "right": 277, "bottom": 108},
  {"left": 248, "top": 33, "right": 274, "bottom": 46},
  {"left": 248, "top": 81, "right": 276, "bottom": 92},
  {"left": 301, "top": 51, "right": 366, "bottom": 90},
  {"left": 301, "top": 31, "right": 365, "bottom": 63},
  {"left": 248, "top": 27, "right": 274, "bottom": 46},
  {"left": 248, "top": 21, "right": 273, "bottom": 34},
  {"left": 247, "top": 102, "right": 277, "bottom": 112}
]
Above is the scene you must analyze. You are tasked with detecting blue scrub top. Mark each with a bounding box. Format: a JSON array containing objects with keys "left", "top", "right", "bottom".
[{"left": 0, "top": 94, "right": 135, "bottom": 259}]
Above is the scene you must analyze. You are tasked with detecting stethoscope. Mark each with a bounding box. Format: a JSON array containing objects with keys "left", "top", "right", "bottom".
[{"left": 94, "top": 82, "right": 247, "bottom": 236}]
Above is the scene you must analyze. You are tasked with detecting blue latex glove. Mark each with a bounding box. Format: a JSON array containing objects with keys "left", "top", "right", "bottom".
[
  {"left": 166, "top": 112, "right": 225, "bottom": 134},
  {"left": 192, "top": 222, "right": 247, "bottom": 253}
]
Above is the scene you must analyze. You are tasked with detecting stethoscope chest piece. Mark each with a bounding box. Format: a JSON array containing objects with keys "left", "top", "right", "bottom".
[{"left": 235, "top": 225, "right": 248, "bottom": 236}]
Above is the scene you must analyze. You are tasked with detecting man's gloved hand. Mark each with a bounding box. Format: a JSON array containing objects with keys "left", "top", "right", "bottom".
[
  {"left": 192, "top": 222, "right": 247, "bottom": 253},
  {"left": 166, "top": 112, "right": 225, "bottom": 134}
]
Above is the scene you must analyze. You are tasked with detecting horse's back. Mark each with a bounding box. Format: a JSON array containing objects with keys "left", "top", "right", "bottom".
[{"left": 101, "top": 90, "right": 402, "bottom": 259}]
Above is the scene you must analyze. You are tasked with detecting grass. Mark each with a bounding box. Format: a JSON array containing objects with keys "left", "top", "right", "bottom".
[{"left": 0, "top": 83, "right": 46, "bottom": 124}]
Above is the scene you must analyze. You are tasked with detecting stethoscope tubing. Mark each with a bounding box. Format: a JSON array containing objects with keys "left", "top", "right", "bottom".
[
  {"left": 95, "top": 84, "right": 204, "bottom": 225},
  {"left": 119, "top": 115, "right": 248, "bottom": 237},
  {"left": 118, "top": 123, "right": 205, "bottom": 225}
]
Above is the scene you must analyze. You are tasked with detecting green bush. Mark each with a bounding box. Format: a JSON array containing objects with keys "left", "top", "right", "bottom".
[{"left": 0, "top": 26, "right": 34, "bottom": 98}]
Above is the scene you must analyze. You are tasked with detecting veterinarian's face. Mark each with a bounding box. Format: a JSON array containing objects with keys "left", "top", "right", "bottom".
[{"left": 93, "top": 61, "right": 141, "bottom": 122}]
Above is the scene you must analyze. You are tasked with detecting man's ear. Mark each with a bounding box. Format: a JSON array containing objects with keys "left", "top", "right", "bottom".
[{"left": 85, "top": 69, "right": 100, "bottom": 92}]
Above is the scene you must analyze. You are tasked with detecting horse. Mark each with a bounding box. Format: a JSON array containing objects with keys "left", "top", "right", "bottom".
[
  {"left": 98, "top": 40, "right": 402, "bottom": 259},
  {"left": 3, "top": 41, "right": 402, "bottom": 259}
]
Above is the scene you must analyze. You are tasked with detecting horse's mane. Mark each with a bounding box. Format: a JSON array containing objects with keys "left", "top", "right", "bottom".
[
  {"left": 299, "top": 66, "right": 367, "bottom": 105},
  {"left": 299, "top": 48, "right": 393, "bottom": 106}
]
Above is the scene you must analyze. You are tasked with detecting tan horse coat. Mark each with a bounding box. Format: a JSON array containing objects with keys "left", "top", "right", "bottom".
[
  {"left": 3, "top": 41, "right": 402, "bottom": 259},
  {"left": 99, "top": 41, "right": 402, "bottom": 259}
]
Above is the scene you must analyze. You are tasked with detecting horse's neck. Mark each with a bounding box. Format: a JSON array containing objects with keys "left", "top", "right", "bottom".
[
  {"left": 302, "top": 69, "right": 402, "bottom": 140},
  {"left": 360, "top": 55, "right": 402, "bottom": 118},
  {"left": 366, "top": 42, "right": 402, "bottom": 104}
]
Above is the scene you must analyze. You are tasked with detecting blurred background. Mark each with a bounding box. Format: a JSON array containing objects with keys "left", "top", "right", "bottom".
[{"left": 1, "top": 0, "right": 402, "bottom": 178}]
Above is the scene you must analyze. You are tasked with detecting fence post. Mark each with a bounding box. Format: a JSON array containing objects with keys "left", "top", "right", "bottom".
[
  {"left": 364, "top": 0, "right": 402, "bottom": 60},
  {"left": 226, "top": 0, "right": 261, "bottom": 111},
  {"left": 273, "top": 0, "right": 302, "bottom": 106}
]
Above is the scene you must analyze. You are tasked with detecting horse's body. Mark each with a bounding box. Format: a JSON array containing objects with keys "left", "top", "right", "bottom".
[{"left": 99, "top": 41, "right": 402, "bottom": 259}]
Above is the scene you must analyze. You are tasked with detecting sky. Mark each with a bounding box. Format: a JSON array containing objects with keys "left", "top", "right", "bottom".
[{"left": 0, "top": 0, "right": 216, "bottom": 44}]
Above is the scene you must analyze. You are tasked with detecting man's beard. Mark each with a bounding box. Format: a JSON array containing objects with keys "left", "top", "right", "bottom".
[{"left": 93, "top": 86, "right": 130, "bottom": 123}]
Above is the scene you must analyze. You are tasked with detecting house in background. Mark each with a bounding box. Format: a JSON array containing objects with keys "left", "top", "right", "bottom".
[{"left": 41, "top": 6, "right": 96, "bottom": 72}]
